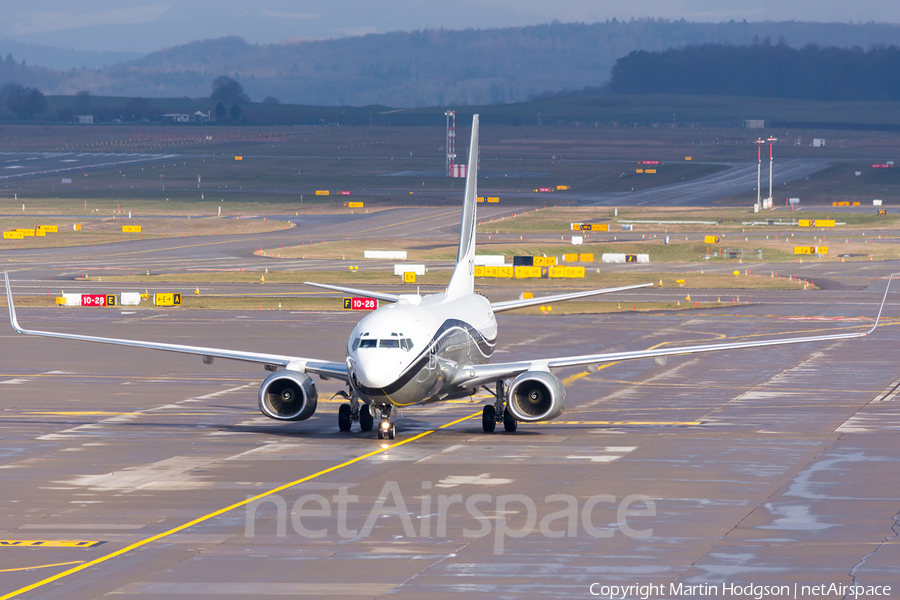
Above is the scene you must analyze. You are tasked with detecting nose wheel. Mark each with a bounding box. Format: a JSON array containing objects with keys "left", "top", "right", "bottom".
[
  {"left": 375, "top": 405, "right": 396, "bottom": 440},
  {"left": 377, "top": 420, "right": 395, "bottom": 440}
]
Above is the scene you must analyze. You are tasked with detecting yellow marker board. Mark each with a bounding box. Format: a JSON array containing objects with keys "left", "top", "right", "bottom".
[
  {"left": 73, "top": 224, "right": 82, "bottom": 231},
  {"left": 234, "top": 156, "right": 243, "bottom": 160},
  {"left": 122, "top": 225, "right": 141, "bottom": 233},
  {"left": 794, "top": 246, "right": 813, "bottom": 254},
  {"left": 3, "top": 231, "right": 24, "bottom": 239},
  {"left": 579, "top": 253, "right": 594, "bottom": 262},
  {"left": 814, "top": 219, "right": 835, "bottom": 227},
  {"left": 816, "top": 246, "right": 828, "bottom": 254},
  {"left": 154, "top": 293, "right": 181, "bottom": 306},
  {"left": 487, "top": 197, "right": 499, "bottom": 203},
  {"left": 798, "top": 219, "right": 811, "bottom": 227},
  {"left": 39, "top": 225, "right": 58, "bottom": 233},
  {"left": 556, "top": 185, "right": 569, "bottom": 190},
  {"left": 315, "top": 190, "right": 329, "bottom": 196},
  {"left": 704, "top": 235, "right": 720, "bottom": 244},
  {"left": 477, "top": 197, "right": 485, "bottom": 203},
  {"left": 644, "top": 169, "right": 657, "bottom": 173},
  {"left": 403, "top": 272, "right": 416, "bottom": 283},
  {"left": 36, "top": 228, "right": 45, "bottom": 237},
  {"left": 16, "top": 229, "right": 35, "bottom": 237},
  {"left": 347, "top": 201, "right": 364, "bottom": 208}
]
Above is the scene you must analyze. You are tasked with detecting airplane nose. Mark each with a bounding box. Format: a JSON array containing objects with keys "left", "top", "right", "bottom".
[{"left": 351, "top": 354, "right": 399, "bottom": 389}]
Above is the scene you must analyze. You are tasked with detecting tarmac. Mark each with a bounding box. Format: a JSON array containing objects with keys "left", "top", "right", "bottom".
[{"left": 2, "top": 204, "right": 900, "bottom": 598}]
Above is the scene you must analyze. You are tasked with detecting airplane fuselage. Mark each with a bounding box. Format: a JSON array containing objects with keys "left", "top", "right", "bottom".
[{"left": 346, "top": 292, "right": 497, "bottom": 409}]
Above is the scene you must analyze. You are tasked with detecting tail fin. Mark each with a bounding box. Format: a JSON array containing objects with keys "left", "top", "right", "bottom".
[{"left": 446, "top": 114, "right": 479, "bottom": 298}]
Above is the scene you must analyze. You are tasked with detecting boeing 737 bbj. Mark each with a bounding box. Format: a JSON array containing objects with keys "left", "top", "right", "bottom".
[{"left": 4, "top": 116, "right": 891, "bottom": 439}]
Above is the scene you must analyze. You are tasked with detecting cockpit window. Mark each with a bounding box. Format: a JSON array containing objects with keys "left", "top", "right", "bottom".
[
  {"left": 359, "top": 339, "right": 377, "bottom": 349},
  {"left": 379, "top": 339, "right": 400, "bottom": 349},
  {"left": 351, "top": 337, "right": 361, "bottom": 351},
  {"left": 400, "top": 338, "right": 414, "bottom": 351}
]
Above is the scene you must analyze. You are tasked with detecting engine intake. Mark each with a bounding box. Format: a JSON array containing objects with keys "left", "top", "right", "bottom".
[
  {"left": 258, "top": 370, "right": 318, "bottom": 421},
  {"left": 506, "top": 370, "right": 566, "bottom": 422}
]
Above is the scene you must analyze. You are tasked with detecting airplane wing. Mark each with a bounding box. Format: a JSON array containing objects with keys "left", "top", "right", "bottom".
[
  {"left": 4, "top": 272, "right": 348, "bottom": 381},
  {"left": 491, "top": 283, "right": 655, "bottom": 313},
  {"left": 452, "top": 275, "right": 892, "bottom": 389},
  {"left": 303, "top": 281, "right": 400, "bottom": 303}
]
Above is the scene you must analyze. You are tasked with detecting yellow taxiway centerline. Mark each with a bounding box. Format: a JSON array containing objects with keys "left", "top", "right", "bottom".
[
  {"left": 0, "top": 410, "right": 481, "bottom": 600},
  {"left": 0, "top": 562, "right": 84, "bottom": 574}
]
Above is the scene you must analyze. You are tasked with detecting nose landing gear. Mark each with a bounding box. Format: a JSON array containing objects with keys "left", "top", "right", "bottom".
[{"left": 376, "top": 405, "right": 396, "bottom": 440}]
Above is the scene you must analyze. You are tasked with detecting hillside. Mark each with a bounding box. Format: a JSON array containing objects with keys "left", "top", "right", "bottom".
[{"left": 3, "top": 20, "right": 900, "bottom": 107}]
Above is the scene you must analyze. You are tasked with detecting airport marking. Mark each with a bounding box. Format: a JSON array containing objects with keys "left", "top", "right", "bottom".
[
  {"left": 536, "top": 420, "right": 701, "bottom": 426},
  {"left": 0, "top": 541, "right": 105, "bottom": 548},
  {"left": 0, "top": 410, "right": 481, "bottom": 600},
  {"left": 0, "top": 562, "right": 84, "bottom": 574}
]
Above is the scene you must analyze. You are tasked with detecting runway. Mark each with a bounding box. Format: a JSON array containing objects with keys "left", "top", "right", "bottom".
[
  {"left": 1, "top": 275, "right": 899, "bottom": 598},
  {"left": 0, "top": 152, "right": 178, "bottom": 182}
]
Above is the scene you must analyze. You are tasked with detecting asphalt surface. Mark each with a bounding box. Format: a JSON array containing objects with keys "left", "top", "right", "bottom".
[
  {"left": 2, "top": 278, "right": 900, "bottom": 599},
  {"left": 2, "top": 205, "right": 900, "bottom": 598},
  {"left": 0, "top": 152, "right": 177, "bottom": 183}
]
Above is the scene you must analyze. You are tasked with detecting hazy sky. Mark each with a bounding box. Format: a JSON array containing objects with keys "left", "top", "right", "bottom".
[{"left": 3, "top": 0, "right": 900, "bottom": 53}]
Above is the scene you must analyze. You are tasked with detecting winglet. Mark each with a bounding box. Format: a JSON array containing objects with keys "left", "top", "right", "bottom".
[
  {"left": 4, "top": 271, "right": 23, "bottom": 334},
  {"left": 865, "top": 273, "right": 893, "bottom": 335}
]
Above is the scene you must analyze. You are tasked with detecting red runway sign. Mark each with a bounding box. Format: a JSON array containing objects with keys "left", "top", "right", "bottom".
[{"left": 343, "top": 297, "right": 378, "bottom": 310}]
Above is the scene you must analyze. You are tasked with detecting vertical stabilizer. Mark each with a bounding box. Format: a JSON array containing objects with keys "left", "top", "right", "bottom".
[{"left": 446, "top": 114, "right": 479, "bottom": 298}]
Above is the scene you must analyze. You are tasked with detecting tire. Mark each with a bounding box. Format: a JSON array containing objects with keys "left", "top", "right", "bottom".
[
  {"left": 359, "top": 404, "right": 374, "bottom": 431},
  {"left": 377, "top": 427, "right": 384, "bottom": 440},
  {"left": 388, "top": 424, "right": 396, "bottom": 440},
  {"left": 503, "top": 408, "right": 518, "bottom": 433},
  {"left": 338, "top": 404, "right": 352, "bottom": 432},
  {"left": 482, "top": 405, "right": 496, "bottom": 433}
]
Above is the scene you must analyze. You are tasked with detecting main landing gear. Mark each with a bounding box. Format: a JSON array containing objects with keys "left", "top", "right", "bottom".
[
  {"left": 337, "top": 390, "right": 374, "bottom": 433},
  {"left": 482, "top": 380, "right": 517, "bottom": 433}
]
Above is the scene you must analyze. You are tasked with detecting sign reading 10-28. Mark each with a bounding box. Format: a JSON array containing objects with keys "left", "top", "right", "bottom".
[{"left": 343, "top": 297, "right": 378, "bottom": 310}]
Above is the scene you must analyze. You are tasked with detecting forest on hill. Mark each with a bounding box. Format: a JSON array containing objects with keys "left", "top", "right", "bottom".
[
  {"left": 609, "top": 42, "right": 900, "bottom": 101},
  {"left": 2, "top": 19, "right": 900, "bottom": 107}
]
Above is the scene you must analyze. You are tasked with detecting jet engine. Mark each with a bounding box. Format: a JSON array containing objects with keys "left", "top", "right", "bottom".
[
  {"left": 258, "top": 370, "right": 318, "bottom": 421},
  {"left": 506, "top": 370, "right": 566, "bottom": 422}
]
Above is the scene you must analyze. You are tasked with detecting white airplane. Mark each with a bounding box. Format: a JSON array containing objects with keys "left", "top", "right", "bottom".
[{"left": 4, "top": 116, "right": 892, "bottom": 439}]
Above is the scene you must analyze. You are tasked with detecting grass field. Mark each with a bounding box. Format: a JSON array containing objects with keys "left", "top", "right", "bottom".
[
  {"left": 87, "top": 269, "right": 813, "bottom": 291},
  {"left": 477, "top": 206, "right": 900, "bottom": 233},
  {"left": 0, "top": 215, "right": 293, "bottom": 250}
]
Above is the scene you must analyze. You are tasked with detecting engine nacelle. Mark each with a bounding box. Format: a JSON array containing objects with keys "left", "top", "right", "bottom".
[
  {"left": 258, "top": 370, "right": 318, "bottom": 421},
  {"left": 506, "top": 370, "right": 566, "bottom": 422}
]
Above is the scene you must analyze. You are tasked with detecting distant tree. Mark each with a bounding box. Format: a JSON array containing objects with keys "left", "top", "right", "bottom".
[
  {"left": 230, "top": 103, "right": 242, "bottom": 120},
  {"left": 214, "top": 101, "right": 226, "bottom": 120},
  {"left": 74, "top": 90, "right": 92, "bottom": 113},
  {"left": 5, "top": 84, "right": 48, "bottom": 118},
  {"left": 123, "top": 97, "right": 151, "bottom": 120},
  {"left": 211, "top": 76, "right": 249, "bottom": 105},
  {"left": 262, "top": 96, "right": 280, "bottom": 104}
]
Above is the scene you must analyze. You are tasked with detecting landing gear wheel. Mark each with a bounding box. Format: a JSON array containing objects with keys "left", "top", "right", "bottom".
[
  {"left": 503, "top": 408, "right": 518, "bottom": 433},
  {"left": 377, "top": 427, "right": 384, "bottom": 440},
  {"left": 387, "top": 423, "right": 396, "bottom": 440},
  {"left": 359, "top": 404, "right": 374, "bottom": 431},
  {"left": 338, "top": 404, "right": 352, "bottom": 432},
  {"left": 482, "top": 405, "right": 496, "bottom": 433}
]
